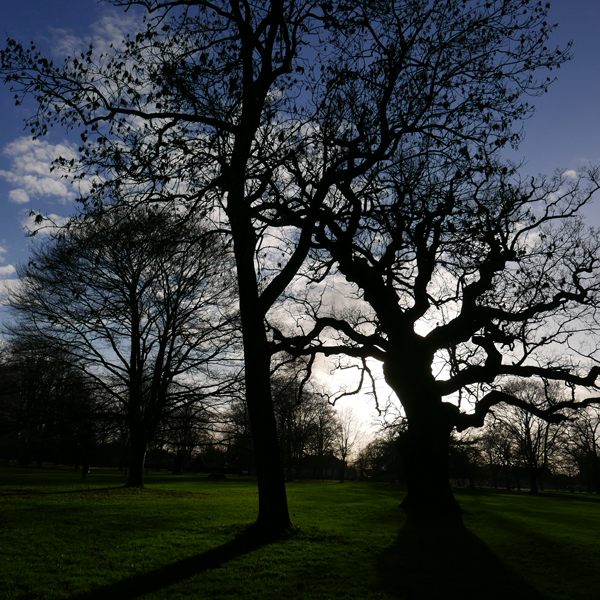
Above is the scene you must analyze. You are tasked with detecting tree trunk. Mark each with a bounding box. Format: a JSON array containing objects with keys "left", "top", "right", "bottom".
[
  {"left": 239, "top": 294, "right": 291, "bottom": 533},
  {"left": 399, "top": 411, "right": 460, "bottom": 514},
  {"left": 244, "top": 347, "right": 291, "bottom": 532},
  {"left": 126, "top": 432, "right": 147, "bottom": 488},
  {"left": 230, "top": 191, "right": 292, "bottom": 534},
  {"left": 383, "top": 356, "right": 460, "bottom": 514},
  {"left": 529, "top": 471, "right": 538, "bottom": 494}
]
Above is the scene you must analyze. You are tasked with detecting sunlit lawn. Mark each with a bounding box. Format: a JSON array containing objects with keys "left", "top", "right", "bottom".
[{"left": 1, "top": 466, "right": 599, "bottom": 599}]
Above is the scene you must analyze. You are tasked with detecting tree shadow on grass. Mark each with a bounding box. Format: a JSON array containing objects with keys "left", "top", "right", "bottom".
[
  {"left": 66, "top": 525, "right": 280, "bottom": 600},
  {"left": 0, "top": 486, "right": 123, "bottom": 496},
  {"left": 377, "top": 512, "right": 546, "bottom": 600}
]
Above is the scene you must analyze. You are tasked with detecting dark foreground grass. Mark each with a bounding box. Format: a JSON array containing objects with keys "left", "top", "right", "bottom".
[{"left": 1, "top": 467, "right": 599, "bottom": 600}]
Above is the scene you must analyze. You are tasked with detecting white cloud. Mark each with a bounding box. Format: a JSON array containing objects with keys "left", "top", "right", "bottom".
[
  {"left": 0, "top": 265, "right": 16, "bottom": 278},
  {"left": 3, "top": 136, "right": 78, "bottom": 168},
  {"left": 21, "top": 213, "right": 69, "bottom": 237},
  {"left": 1, "top": 137, "right": 79, "bottom": 205},
  {"left": 0, "top": 246, "right": 7, "bottom": 263},
  {"left": 0, "top": 278, "right": 22, "bottom": 306},
  {"left": 92, "top": 12, "right": 143, "bottom": 53},
  {"left": 8, "top": 189, "right": 30, "bottom": 204}
]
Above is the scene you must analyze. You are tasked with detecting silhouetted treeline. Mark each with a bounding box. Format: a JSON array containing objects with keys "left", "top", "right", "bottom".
[
  {"left": 3, "top": 352, "right": 600, "bottom": 493},
  {"left": 0, "top": 352, "right": 355, "bottom": 481}
]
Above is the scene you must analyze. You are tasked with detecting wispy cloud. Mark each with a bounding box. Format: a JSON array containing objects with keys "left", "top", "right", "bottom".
[
  {"left": 0, "top": 137, "right": 79, "bottom": 205},
  {"left": 49, "top": 10, "right": 143, "bottom": 57},
  {"left": 8, "top": 189, "right": 30, "bottom": 204}
]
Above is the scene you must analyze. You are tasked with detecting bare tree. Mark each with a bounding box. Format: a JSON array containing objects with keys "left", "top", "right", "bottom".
[
  {"left": 333, "top": 407, "right": 362, "bottom": 483},
  {"left": 281, "top": 152, "right": 600, "bottom": 511},
  {"left": 2, "top": 0, "right": 322, "bottom": 531},
  {"left": 221, "top": 395, "right": 255, "bottom": 474},
  {"left": 491, "top": 380, "right": 569, "bottom": 493},
  {"left": 306, "top": 396, "right": 338, "bottom": 480},
  {"left": 159, "top": 400, "right": 216, "bottom": 475},
  {"left": 269, "top": 357, "right": 339, "bottom": 479},
  {"left": 567, "top": 406, "right": 600, "bottom": 493},
  {"left": 479, "top": 421, "right": 516, "bottom": 490},
  {"left": 6, "top": 205, "right": 236, "bottom": 487}
]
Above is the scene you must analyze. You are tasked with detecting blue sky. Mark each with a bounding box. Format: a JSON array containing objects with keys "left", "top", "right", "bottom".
[
  {"left": 0, "top": 0, "right": 143, "bottom": 291},
  {"left": 1, "top": 0, "right": 600, "bottom": 298}
]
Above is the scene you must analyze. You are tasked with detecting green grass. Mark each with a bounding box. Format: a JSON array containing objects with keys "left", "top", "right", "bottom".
[{"left": 1, "top": 467, "right": 599, "bottom": 599}]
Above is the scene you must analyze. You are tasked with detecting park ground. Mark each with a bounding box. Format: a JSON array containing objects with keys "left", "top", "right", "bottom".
[{"left": 1, "top": 466, "right": 599, "bottom": 600}]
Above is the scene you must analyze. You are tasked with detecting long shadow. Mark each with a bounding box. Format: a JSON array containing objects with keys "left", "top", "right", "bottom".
[
  {"left": 66, "top": 525, "right": 279, "bottom": 600},
  {"left": 377, "top": 512, "right": 546, "bottom": 599},
  {"left": 0, "top": 486, "right": 124, "bottom": 496}
]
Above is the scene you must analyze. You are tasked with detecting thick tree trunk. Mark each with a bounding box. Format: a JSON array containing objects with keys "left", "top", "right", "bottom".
[
  {"left": 383, "top": 346, "right": 460, "bottom": 516},
  {"left": 383, "top": 354, "right": 460, "bottom": 515},
  {"left": 126, "top": 433, "right": 147, "bottom": 488},
  {"left": 400, "top": 414, "right": 460, "bottom": 514}
]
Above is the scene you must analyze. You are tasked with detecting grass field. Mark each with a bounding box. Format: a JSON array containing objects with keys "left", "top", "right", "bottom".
[{"left": 1, "top": 467, "right": 599, "bottom": 600}]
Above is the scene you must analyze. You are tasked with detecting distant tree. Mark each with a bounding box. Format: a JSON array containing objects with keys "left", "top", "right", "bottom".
[
  {"left": 6, "top": 205, "right": 236, "bottom": 487},
  {"left": 567, "top": 406, "right": 600, "bottom": 493},
  {"left": 448, "top": 433, "right": 481, "bottom": 488},
  {"left": 478, "top": 421, "right": 516, "bottom": 490},
  {"left": 491, "top": 380, "right": 569, "bottom": 493},
  {"left": 305, "top": 396, "right": 338, "bottom": 480},
  {"left": 221, "top": 359, "right": 339, "bottom": 479},
  {"left": 271, "top": 372, "right": 311, "bottom": 479},
  {"left": 160, "top": 400, "right": 217, "bottom": 475},
  {"left": 333, "top": 407, "right": 362, "bottom": 483},
  {"left": 0, "top": 349, "right": 107, "bottom": 474},
  {"left": 354, "top": 434, "right": 404, "bottom": 483},
  {"left": 270, "top": 361, "right": 339, "bottom": 479},
  {"left": 221, "top": 395, "right": 255, "bottom": 474}
]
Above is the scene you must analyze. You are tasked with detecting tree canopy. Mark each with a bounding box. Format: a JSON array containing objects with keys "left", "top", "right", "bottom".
[{"left": 6, "top": 205, "right": 237, "bottom": 486}]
